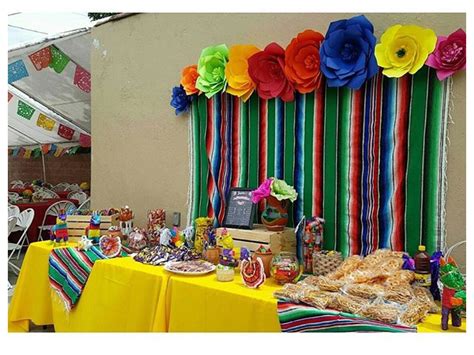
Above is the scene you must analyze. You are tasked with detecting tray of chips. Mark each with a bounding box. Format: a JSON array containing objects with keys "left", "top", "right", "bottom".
[{"left": 164, "top": 260, "right": 216, "bottom": 275}]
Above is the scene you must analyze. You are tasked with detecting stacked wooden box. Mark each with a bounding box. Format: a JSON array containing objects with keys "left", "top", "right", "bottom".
[
  {"left": 216, "top": 224, "right": 296, "bottom": 254},
  {"left": 66, "top": 214, "right": 120, "bottom": 241}
]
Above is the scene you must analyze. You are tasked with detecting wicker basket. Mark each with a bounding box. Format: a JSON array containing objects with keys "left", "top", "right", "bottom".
[{"left": 312, "top": 250, "right": 343, "bottom": 276}]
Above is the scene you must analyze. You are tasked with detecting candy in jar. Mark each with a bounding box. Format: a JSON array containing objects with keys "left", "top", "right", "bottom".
[{"left": 271, "top": 252, "right": 301, "bottom": 284}]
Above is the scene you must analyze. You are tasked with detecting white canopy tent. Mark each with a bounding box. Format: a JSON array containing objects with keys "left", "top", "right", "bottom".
[
  {"left": 8, "top": 27, "right": 92, "bottom": 147},
  {"left": 8, "top": 14, "right": 95, "bottom": 182}
]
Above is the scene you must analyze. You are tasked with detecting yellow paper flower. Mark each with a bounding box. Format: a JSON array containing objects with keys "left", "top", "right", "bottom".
[
  {"left": 375, "top": 24, "right": 437, "bottom": 78},
  {"left": 225, "top": 45, "right": 260, "bottom": 102}
]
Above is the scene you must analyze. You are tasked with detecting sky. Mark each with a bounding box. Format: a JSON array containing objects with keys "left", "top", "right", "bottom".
[{"left": 8, "top": 12, "right": 92, "bottom": 49}]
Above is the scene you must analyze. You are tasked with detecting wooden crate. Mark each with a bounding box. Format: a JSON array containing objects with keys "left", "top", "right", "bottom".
[
  {"left": 217, "top": 224, "right": 296, "bottom": 254},
  {"left": 66, "top": 214, "right": 120, "bottom": 240}
]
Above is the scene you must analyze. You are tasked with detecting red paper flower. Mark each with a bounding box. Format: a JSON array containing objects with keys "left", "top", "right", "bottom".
[
  {"left": 285, "top": 30, "right": 325, "bottom": 93},
  {"left": 248, "top": 43, "right": 294, "bottom": 102},
  {"left": 426, "top": 28, "right": 466, "bottom": 80}
]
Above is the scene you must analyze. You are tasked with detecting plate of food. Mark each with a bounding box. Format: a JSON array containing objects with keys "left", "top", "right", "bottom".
[
  {"left": 99, "top": 235, "right": 122, "bottom": 258},
  {"left": 164, "top": 260, "right": 216, "bottom": 275}
]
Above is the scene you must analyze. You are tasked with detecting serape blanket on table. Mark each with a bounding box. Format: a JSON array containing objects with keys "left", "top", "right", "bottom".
[
  {"left": 278, "top": 302, "right": 416, "bottom": 332},
  {"left": 48, "top": 246, "right": 108, "bottom": 311}
]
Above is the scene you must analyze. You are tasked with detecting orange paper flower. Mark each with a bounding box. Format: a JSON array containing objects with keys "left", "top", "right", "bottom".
[
  {"left": 180, "top": 65, "right": 200, "bottom": 95},
  {"left": 285, "top": 30, "right": 325, "bottom": 93},
  {"left": 225, "top": 45, "right": 260, "bottom": 102}
]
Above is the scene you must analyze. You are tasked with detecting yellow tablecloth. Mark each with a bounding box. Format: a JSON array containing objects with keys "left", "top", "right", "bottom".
[
  {"left": 9, "top": 242, "right": 170, "bottom": 332},
  {"left": 166, "top": 272, "right": 281, "bottom": 332},
  {"left": 8, "top": 242, "right": 73, "bottom": 332},
  {"left": 51, "top": 257, "right": 170, "bottom": 332},
  {"left": 8, "top": 242, "right": 466, "bottom": 333}
]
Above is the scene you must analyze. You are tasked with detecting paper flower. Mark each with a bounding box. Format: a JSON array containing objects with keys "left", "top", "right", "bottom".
[
  {"left": 180, "top": 65, "right": 200, "bottom": 95},
  {"left": 375, "top": 24, "right": 437, "bottom": 78},
  {"left": 225, "top": 45, "right": 260, "bottom": 102},
  {"left": 195, "top": 44, "right": 229, "bottom": 98},
  {"left": 271, "top": 178, "right": 298, "bottom": 202},
  {"left": 248, "top": 43, "right": 294, "bottom": 102},
  {"left": 285, "top": 30, "right": 325, "bottom": 93},
  {"left": 320, "top": 15, "right": 378, "bottom": 89},
  {"left": 426, "top": 28, "right": 466, "bottom": 80},
  {"left": 170, "top": 85, "right": 192, "bottom": 115},
  {"left": 251, "top": 178, "right": 273, "bottom": 203}
]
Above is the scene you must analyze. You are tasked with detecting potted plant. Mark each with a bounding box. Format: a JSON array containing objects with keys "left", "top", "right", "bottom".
[{"left": 251, "top": 177, "right": 298, "bottom": 231}]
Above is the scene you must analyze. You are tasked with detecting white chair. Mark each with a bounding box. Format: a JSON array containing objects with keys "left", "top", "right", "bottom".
[
  {"left": 8, "top": 205, "right": 20, "bottom": 219},
  {"left": 8, "top": 192, "right": 20, "bottom": 203},
  {"left": 9, "top": 208, "right": 34, "bottom": 262},
  {"left": 37, "top": 200, "right": 76, "bottom": 241},
  {"left": 65, "top": 183, "right": 81, "bottom": 192},
  {"left": 32, "top": 189, "right": 59, "bottom": 201},
  {"left": 67, "top": 191, "right": 88, "bottom": 205},
  {"left": 77, "top": 197, "right": 91, "bottom": 211},
  {"left": 8, "top": 217, "right": 21, "bottom": 275},
  {"left": 52, "top": 182, "right": 70, "bottom": 192}
]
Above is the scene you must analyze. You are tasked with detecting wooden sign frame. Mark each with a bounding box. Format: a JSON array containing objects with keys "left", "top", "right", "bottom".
[{"left": 222, "top": 188, "right": 256, "bottom": 229}]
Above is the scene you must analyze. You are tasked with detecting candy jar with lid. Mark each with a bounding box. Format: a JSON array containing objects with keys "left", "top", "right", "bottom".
[{"left": 271, "top": 252, "right": 301, "bottom": 284}]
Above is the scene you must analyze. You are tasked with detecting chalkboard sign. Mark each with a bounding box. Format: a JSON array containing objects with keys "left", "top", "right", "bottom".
[{"left": 223, "top": 188, "right": 256, "bottom": 229}]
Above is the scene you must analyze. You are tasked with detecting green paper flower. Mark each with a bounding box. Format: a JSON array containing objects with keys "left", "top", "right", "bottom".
[
  {"left": 271, "top": 178, "right": 298, "bottom": 202},
  {"left": 195, "top": 44, "right": 229, "bottom": 98}
]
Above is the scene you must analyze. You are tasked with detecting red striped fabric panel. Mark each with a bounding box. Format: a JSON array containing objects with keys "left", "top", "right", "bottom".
[
  {"left": 231, "top": 96, "right": 240, "bottom": 187},
  {"left": 312, "top": 87, "right": 325, "bottom": 217},
  {"left": 392, "top": 75, "right": 411, "bottom": 251},
  {"left": 349, "top": 87, "right": 364, "bottom": 255},
  {"left": 206, "top": 98, "right": 215, "bottom": 219}
]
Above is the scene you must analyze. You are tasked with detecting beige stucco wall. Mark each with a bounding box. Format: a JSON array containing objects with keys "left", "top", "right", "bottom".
[{"left": 91, "top": 13, "right": 465, "bottom": 261}]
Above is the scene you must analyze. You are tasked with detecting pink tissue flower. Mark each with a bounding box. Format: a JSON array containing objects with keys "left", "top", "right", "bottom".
[
  {"left": 426, "top": 28, "right": 466, "bottom": 81},
  {"left": 251, "top": 178, "right": 273, "bottom": 203}
]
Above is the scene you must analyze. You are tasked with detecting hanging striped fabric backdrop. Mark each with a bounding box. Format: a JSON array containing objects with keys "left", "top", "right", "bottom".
[{"left": 189, "top": 67, "right": 450, "bottom": 257}]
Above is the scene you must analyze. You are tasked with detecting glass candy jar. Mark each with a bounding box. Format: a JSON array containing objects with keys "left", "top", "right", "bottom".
[{"left": 271, "top": 252, "right": 301, "bottom": 284}]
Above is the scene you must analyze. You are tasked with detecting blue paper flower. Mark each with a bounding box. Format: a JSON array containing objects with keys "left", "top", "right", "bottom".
[
  {"left": 170, "top": 85, "right": 192, "bottom": 115},
  {"left": 320, "top": 15, "right": 378, "bottom": 89}
]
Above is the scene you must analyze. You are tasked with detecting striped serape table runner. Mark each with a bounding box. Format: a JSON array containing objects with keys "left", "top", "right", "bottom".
[
  {"left": 278, "top": 301, "right": 416, "bottom": 332},
  {"left": 48, "top": 246, "right": 108, "bottom": 311}
]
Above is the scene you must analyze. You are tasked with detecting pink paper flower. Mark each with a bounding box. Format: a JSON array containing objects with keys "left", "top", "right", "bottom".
[
  {"left": 251, "top": 178, "right": 273, "bottom": 203},
  {"left": 426, "top": 28, "right": 466, "bottom": 80}
]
